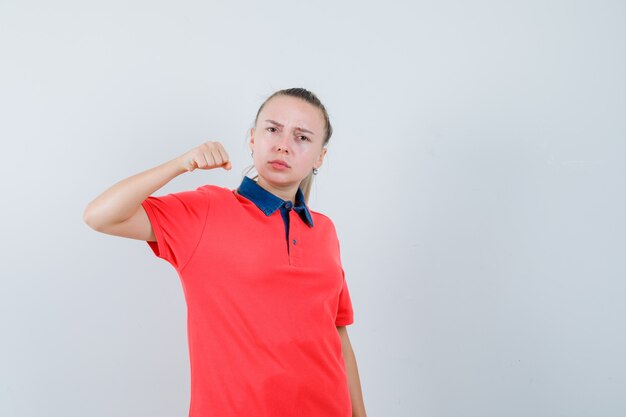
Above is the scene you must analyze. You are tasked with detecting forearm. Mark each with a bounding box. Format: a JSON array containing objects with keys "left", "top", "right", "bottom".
[
  {"left": 338, "top": 328, "right": 367, "bottom": 417},
  {"left": 83, "top": 156, "right": 186, "bottom": 229}
]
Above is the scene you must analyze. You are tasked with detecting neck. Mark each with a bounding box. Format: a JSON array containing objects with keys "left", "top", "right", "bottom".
[{"left": 256, "top": 177, "right": 297, "bottom": 203}]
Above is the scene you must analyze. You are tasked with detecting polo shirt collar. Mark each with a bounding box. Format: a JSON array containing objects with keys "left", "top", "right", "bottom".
[{"left": 236, "top": 176, "right": 314, "bottom": 227}]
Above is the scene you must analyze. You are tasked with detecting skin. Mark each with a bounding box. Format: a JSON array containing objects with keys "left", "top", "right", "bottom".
[{"left": 337, "top": 325, "right": 368, "bottom": 417}]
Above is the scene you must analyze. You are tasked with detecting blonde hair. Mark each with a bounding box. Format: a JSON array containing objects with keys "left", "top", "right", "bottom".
[{"left": 243, "top": 88, "right": 333, "bottom": 204}]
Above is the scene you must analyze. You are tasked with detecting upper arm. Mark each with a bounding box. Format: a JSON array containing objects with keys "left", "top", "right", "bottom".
[
  {"left": 336, "top": 325, "right": 351, "bottom": 351},
  {"left": 94, "top": 205, "right": 156, "bottom": 242}
]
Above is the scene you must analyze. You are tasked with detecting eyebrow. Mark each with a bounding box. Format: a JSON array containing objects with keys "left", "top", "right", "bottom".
[{"left": 264, "top": 119, "right": 315, "bottom": 135}]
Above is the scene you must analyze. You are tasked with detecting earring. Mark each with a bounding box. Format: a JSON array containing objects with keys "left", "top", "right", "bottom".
[
  {"left": 251, "top": 150, "right": 254, "bottom": 157},
  {"left": 312, "top": 167, "right": 318, "bottom": 175}
]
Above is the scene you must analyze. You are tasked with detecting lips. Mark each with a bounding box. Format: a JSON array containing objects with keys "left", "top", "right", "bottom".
[{"left": 268, "top": 159, "right": 290, "bottom": 168}]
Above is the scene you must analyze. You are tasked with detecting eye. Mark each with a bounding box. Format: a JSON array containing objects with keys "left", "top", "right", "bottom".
[
  {"left": 298, "top": 135, "right": 309, "bottom": 142},
  {"left": 266, "top": 127, "right": 277, "bottom": 133}
]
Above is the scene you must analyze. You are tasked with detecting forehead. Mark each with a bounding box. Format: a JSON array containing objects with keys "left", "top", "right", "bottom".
[{"left": 259, "top": 95, "right": 324, "bottom": 130}]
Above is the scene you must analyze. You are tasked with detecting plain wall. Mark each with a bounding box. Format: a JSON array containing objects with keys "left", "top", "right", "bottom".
[{"left": 1, "top": 0, "right": 625, "bottom": 416}]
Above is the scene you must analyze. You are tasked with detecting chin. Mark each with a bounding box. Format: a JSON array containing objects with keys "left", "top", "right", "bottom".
[{"left": 259, "top": 171, "right": 299, "bottom": 184}]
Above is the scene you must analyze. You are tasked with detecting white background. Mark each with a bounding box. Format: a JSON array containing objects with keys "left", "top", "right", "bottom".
[{"left": 1, "top": 1, "right": 625, "bottom": 416}]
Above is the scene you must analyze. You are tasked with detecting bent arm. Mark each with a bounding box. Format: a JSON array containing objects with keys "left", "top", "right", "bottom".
[
  {"left": 82, "top": 156, "right": 187, "bottom": 241},
  {"left": 337, "top": 325, "right": 367, "bottom": 417}
]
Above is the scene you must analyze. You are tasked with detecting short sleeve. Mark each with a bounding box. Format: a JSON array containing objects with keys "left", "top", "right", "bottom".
[
  {"left": 334, "top": 236, "right": 354, "bottom": 326},
  {"left": 335, "top": 266, "right": 354, "bottom": 326},
  {"left": 140, "top": 187, "right": 210, "bottom": 271}
]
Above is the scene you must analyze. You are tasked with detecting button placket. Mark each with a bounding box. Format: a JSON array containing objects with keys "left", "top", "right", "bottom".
[
  {"left": 282, "top": 201, "right": 293, "bottom": 263},
  {"left": 288, "top": 210, "right": 301, "bottom": 266}
]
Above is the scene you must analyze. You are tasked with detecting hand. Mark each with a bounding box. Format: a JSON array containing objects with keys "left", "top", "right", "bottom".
[{"left": 179, "top": 141, "right": 232, "bottom": 172}]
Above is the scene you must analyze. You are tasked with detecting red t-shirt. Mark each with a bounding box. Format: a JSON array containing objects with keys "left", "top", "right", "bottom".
[{"left": 141, "top": 182, "right": 355, "bottom": 417}]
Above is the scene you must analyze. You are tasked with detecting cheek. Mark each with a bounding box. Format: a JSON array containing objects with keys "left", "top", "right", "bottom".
[
  {"left": 304, "top": 145, "right": 322, "bottom": 158},
  {"left": 257, "top": 139, "right": 272, "bottom": 151}
]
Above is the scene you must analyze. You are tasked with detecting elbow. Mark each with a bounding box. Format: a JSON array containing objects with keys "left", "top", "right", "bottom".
[
  {"left": 83, "top": 203, "right": 103, "bottom": 231},
  {"left": 83, "top": 206, "right": 96, "bottom": 230}
]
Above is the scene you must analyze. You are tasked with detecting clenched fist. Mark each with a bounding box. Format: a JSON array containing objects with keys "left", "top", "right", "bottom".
[{"left": 179, "top": 141, "right": 232, "bottom": 172}]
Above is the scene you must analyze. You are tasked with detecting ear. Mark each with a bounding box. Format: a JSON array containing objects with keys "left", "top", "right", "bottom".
[{"left": 314, "top": 146, "right": 327, "bottom": 169}]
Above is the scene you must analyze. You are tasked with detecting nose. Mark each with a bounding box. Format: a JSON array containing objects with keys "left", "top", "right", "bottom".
[{"left": 275, "top": 134, "right": 290, "bottom": 153}]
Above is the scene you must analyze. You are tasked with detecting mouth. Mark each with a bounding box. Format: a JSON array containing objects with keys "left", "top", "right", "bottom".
[{"left": 268, "top": 160, "right": 291, "bottom": 168}]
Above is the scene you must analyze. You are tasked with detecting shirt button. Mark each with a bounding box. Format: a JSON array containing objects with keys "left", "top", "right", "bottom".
[
  {"left": 285, "top": 202, "right": 292, "bottom": 209},
  {"left": 293, "top": 239, "right": 297, "bottom": 245}
]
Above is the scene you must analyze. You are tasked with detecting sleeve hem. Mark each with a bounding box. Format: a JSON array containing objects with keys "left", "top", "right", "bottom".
[
  {"left": 141, "top": 199, "right": 168, "bottom": 261},
  {"left": 335, "top": 317, "right": 354, "bottom": 326}
]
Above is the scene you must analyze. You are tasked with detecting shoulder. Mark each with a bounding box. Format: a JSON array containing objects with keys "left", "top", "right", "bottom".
[
  {"left": 192, "top": 184, "right": 252, "bottom": 210},
  {"left": 309, "top": 209, "right": 338, "bottom": 232},
  {"left": 154, "top": 184, "right": 235, "bottom": 210},
  {"left": 195, "top": 184, "right": 228, "bottom": 193},
  {"left": 194, "top": 184, "right": 235, "bottom": 199}
]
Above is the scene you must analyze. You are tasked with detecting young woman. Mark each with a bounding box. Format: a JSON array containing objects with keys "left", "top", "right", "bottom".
[{"left": 83, "top": 88, "right": 367, "bottom": 417}]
